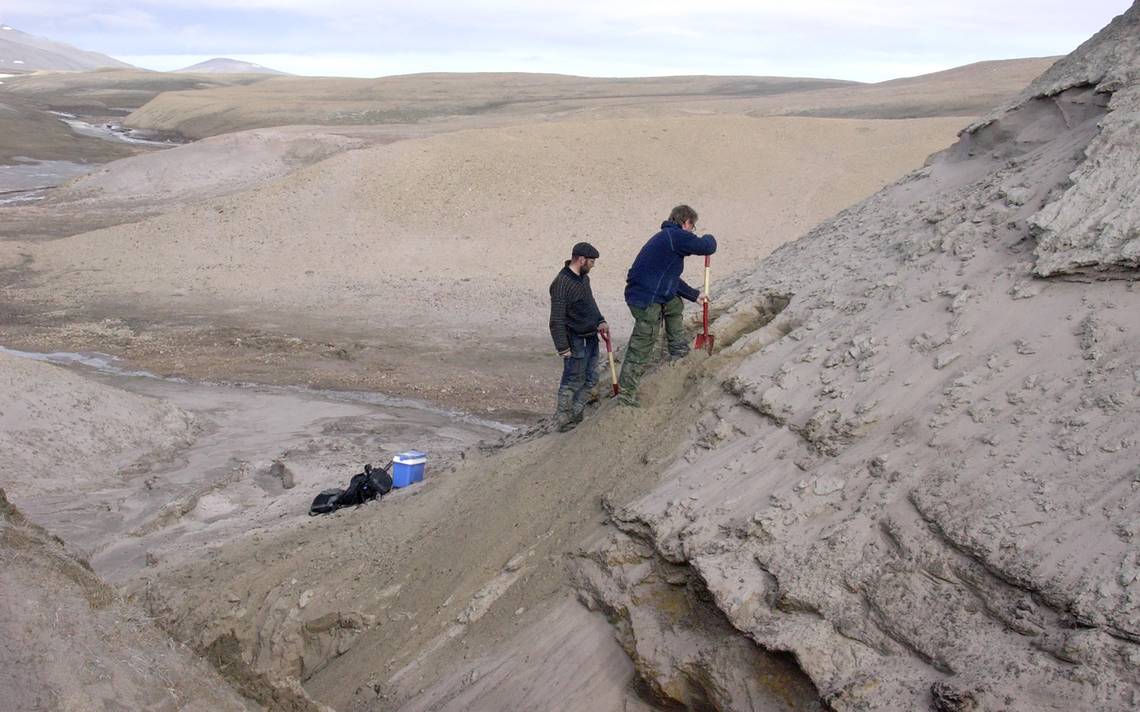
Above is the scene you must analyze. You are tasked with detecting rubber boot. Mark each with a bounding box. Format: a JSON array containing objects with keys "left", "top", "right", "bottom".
[{"left": 555, "top": 391, "right": 577, "bottom": 432}]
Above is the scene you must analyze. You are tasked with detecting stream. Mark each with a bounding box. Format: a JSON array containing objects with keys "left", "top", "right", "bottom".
[{"left": 49, "top": 111, "right": 177, "bottom": 147}]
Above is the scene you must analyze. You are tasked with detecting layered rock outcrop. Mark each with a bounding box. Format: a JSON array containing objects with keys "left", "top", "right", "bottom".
[
  {"left": 964, "top": 5, "right": 1140, "bottom": 277},
  {"left": 577, "top": 4, "right": 1140, "bottom": 710}
]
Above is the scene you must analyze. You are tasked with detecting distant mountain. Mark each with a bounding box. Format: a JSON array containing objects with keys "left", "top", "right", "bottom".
[
  {"left": 176, "top": 58, "right": 289, "bottom": 75},
  {"left": 0, "top": 24, "right": 132, "bottom": 71}
]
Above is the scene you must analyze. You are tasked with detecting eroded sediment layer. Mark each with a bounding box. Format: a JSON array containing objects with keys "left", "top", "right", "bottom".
[
  {"left": 0, "top": 489, "right": 249, "bottom": 710},
  {"left": 577, "top": 5, "right": 1140, "bottom": 710}
]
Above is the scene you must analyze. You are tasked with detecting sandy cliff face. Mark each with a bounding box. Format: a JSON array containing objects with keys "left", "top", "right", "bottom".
[
  {"left": 0, "top": 490, "right": 249, "bottom": 711},
  {"left": 575, "top": 4, "right": 1140, "bottom": 710}
]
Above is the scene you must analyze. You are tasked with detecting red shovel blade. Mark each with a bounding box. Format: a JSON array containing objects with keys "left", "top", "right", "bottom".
[{"left": 693, "top": 301, "right": 713, "bottom": 353}]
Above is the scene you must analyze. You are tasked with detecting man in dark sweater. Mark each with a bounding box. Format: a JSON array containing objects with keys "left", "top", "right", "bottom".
[
  {"left": 549, "top": 241, "right": 609, "bottom": 432},
  {"left": 617, "top": 205, "right": 717, "bottom": 406}
]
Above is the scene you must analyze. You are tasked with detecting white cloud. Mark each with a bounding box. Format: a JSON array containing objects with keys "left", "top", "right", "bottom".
[
  {"left": 627, "top": 25, "right": 705, "bottom": 40},
  {"left": 88, "top": 10, "right": 160, "bottom": 31},
  {"left": 5, "top": 1, "right": 1131, "bottom": 81}
]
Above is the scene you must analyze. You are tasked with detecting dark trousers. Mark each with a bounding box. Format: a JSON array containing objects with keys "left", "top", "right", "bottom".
[{"left": 556, "top": 333, "right": 600, "bottom": 418}]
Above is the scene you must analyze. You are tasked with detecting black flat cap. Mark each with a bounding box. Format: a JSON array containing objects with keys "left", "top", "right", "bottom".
[{"left": 572, "top": 241, "right": 599, "bottom": 258}]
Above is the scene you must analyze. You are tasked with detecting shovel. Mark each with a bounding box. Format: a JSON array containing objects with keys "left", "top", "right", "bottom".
[
  {"left": 602, "top": 331, "right": 620, "bottom": 396},
  {"left": 693, "top": 255, "right": 715, "bottom": 354}
]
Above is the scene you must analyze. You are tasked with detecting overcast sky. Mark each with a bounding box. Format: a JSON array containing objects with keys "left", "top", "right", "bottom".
[{"left": 1, "top": 1, "right": 1130, "bottom": 80}]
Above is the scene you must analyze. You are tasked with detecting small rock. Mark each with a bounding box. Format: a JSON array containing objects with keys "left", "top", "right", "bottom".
[
  {"left": 813, "top": 476, "right": 846, "bottom": 496},
  {"left": 931, "top": 680, "right": 979, "bottom": 712},
  {"left": 1121, "top": 554, "right": 1140, "bottom": 587},
  {"left": 935, "top": 352, "right": 961, "bottom": 370},
  {"left": 299, "top": 590, "right": 313, "bottom": 608},
  {"left": 1009, "top": 281, "right": 1042, "bottom": 299},
  {"left": 270, "top": 460, "right": 296, "bottom": 489}
]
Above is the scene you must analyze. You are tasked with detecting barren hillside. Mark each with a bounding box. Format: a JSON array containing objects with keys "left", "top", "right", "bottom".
[
  {"left": 122, "top": 73, "right": 857, "bottom": 139},
  {"left": 0, "top": 24, "right": 131, "bottom": 71},
  {"left": 117, "top": 4, "right": 1140, "bottom": 711},
  {"left": 0, "top": 69, "right": 279, "bottom": 165},
  {"left": 117, "top": 60, "right": 1056, "bottom": 142},
  {"left": 0, "top": 113, "right": 965, "bottom": 418},
  {"left": 1, "top": 12, "right": 1134, "bottom": 711},
  {"left": 0, "top": 69, "right": 274, "bottom": 114}
]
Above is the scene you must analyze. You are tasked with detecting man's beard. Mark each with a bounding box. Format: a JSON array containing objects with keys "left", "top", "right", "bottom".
[{"left": 580, "top": 262, "right": 591, "bottom": 275}]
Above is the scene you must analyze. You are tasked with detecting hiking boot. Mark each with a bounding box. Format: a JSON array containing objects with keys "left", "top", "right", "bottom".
[
  {"left": 555, "top": 391, "right": 577, "bottom": 430},
  {"left": 556, "top": 406, "right": 585, "bottom": 432}
]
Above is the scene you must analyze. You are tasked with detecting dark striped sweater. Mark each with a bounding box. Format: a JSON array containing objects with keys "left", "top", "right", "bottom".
[{"left": 548, "top": 264, "right": 605, "bottom": 353}]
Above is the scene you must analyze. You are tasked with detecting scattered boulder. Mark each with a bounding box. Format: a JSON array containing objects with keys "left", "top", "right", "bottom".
[{"left": 270, "top": 459, "right": 296, "bottom": 489}]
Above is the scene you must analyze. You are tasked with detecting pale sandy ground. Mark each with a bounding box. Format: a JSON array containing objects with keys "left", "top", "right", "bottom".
[
  {"left": 1, "top": 113, "right": 966, "bottom": 419},
  {"left": 0, "top": 52, "right": 1099, "bottom": 712}
]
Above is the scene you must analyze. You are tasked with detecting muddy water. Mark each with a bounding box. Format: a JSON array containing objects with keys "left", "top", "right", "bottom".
[
  {"left": 0, "top": 159, "right": 95, "bottom": 192},
  {"left": 7, "top": 349, "right": 509, "bottom": 584},
  {"left": 49, "top": 112, "right": 177, "bottom": 147}
]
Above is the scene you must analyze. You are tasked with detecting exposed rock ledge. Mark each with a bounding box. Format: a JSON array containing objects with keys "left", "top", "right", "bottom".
[
  {"left": 576, "top": 4, "right": 1140, "bottom": 710},
  {"left": 966, "top": 5, "right": 1140, "bottom": 278}
]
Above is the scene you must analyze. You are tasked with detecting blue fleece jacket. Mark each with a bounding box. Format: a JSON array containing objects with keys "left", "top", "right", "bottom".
[{"left": 624, "top": 221, "right": 717, "bottom": 309}]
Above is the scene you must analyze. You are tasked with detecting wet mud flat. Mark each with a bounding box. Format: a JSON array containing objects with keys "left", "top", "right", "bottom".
[
  {"left": 6, "top": 351, "right": 510, "bottom": 584},
  {"left": 0, "top": 158, "right": 98, "bottom": 192},
  {"left": 0, "top": 294, "right": 556, "bottom": 418}
]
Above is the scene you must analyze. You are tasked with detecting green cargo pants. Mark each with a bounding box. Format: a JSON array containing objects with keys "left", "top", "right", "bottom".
[{"left": 617, "top": 296, "right": 688, "bottom": 404}]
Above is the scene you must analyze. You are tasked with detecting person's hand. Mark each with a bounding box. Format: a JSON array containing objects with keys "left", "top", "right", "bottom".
[
  {"left": 697, "top": 293, "right": 709, "bottom": 305},
  {"left": 598, "top": 321, "right": 610, "bottom": 338},
  {"left": 559, "top": 349, "right": 572, "bottom": 358}
]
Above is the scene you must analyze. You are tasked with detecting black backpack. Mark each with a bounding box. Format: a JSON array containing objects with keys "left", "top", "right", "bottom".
[
  {"left": 309, "top": 462, "right": 393, "bottom": 516},
  {"left": 368, "top": 462, "right": 394, "bottom": 495},
  {"left": 309, "top": 488, "right": 343, "bottom": 516}
]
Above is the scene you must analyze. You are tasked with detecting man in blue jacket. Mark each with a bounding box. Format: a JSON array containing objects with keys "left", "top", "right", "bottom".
[{"left": 617, "top": 205, "right": 717, "bottom": 406}]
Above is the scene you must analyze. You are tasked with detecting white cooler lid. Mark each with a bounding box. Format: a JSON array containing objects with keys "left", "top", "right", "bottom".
[{"left": 394, "top": 451, "right": 427, "bottom": 465}]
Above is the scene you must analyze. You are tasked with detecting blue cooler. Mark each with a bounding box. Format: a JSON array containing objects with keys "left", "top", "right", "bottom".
[{"left": 391, "top": 451, "right": 426, "bottom": 488}]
